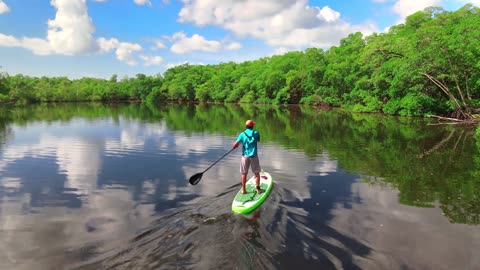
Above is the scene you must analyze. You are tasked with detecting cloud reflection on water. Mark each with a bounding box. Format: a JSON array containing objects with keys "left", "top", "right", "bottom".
[
  {"left": 0, "top": 118, "right": 170, "bottom": 269},
  {"left": 0, "top": 115, "right": 274, "bottom": 269},
  {"left": 328, "top": 182, "right": 480, "bottom": 270}
]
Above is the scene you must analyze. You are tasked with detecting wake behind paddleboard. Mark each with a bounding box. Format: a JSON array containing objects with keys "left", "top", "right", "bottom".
[{"left": 231, "top": 171, "right": 273, "bottom": 214}]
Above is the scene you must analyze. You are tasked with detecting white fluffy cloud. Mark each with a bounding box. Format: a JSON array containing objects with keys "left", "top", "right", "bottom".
[
  {"left": 140, "top": 55, "right": 163, "bottom": 66},
  {"left": 0, "top": 0, "right": 144, "bottom": 65},
  {"left": 0, "top": 0, "right": 97, "bottom": 55},
  {"left": 150, "top": 39, "right": 166, "bottom": 50},
  {"left": 0, "top": 33, "right": 55, "bottom": 55},
  {"left": 177, "top": 0, "right": 378, "bottom": 49},
  {"left": 225, "top": 42, "right": 242, "bottom": 50},
  {"left": 0, "top": 0, "right": 9, "bottom": 14},
  {"left": 114, "top": 42, "right": 142, "bottom": 65},
  {"left": 134, "top": 0, "right": 152, "bottom": 6},
  {"left": 389, "top": 0, "right": 480, "bottom": 23},
  {"left": 98, "top": 37, "right": 142, "bottom": 65},
  {"left": 47, "top": 0, "right": 98, "bottom": 55},
  {"left": 391, "top": 0, "right": 441, "bottom": 21},
  {"left": 170, "top": 32, "right": 242, "bottom": 54}
]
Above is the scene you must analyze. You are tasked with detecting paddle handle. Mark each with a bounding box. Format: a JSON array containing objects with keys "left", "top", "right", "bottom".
[{"left": 203, "top": 147, "right": 236, "bottom": 173}]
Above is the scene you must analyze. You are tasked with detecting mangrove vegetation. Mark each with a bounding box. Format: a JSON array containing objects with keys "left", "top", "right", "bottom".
[{"left": 1, "top": 5, "right": 480, "bottom": 120}]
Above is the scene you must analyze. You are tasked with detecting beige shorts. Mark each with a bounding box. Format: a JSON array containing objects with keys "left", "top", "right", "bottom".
[{"left": 240, "top": 155, "right": 261, "bottom": 174}]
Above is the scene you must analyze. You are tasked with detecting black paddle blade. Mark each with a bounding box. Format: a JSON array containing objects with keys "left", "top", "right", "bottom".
[{"left": 189, "top": 172, "right": 204, "bottom": 185}]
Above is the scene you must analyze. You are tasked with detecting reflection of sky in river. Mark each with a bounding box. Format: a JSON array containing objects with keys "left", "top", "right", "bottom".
[
  {"left": 0, "top": 114, "right": 319, "bottom": 267},
  {"left": 0, "top": 117, "right": 316, "bottom": 269},
  {"left": 328, "top": 182, "right": 480, "bottom": 269},
  {"left": 1, "top": 115, "right": 480, "bottom": 270},
  {"left": 0, "top": 119, "right": 161, "bottom": 269}
]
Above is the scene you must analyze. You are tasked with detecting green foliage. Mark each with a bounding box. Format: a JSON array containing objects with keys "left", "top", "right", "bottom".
[
  {"left": 401, "top": 93, "right": 437, "bottom": 116},
  {"left": 382, "top": 98, "right": 401, "bottom": 115},
  {"left": 476, "top": 125, "right": 480, "bottom": 140},
  {"left": 300, "top": 95, "right": 322, "bottom": 106},
  {"left": 239, "top": 91, "right": 255, "bottom": 103},
  {"left": 0, "top": 73, "right": 165, "bottom": 104},
  {"left": 274, "top": 87, "right": 290, "bottom": 104},
  {"left": 145, "top": 86, "right": 167, "bottom": 104},
  {"left": 0, "top": 67, "right": 8, "bottom": 97},
  {"left": 350, "top": 96, "right": 382, "bottom": 113},
  {"left": 399, "top": 93, "right": 425, "bottom": 116},
  {"left": 255, "top": 97, "right": 274, "bottom": 104}
]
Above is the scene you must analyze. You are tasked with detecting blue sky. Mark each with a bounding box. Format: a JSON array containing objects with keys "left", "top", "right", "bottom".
[{"left": 0, "top": 0, "right": 477, "bottom": 79}]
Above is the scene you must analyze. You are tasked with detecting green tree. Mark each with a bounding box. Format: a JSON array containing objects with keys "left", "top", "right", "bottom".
[{"left": 0, "top": 67, "right": 8, "bottom": 102}]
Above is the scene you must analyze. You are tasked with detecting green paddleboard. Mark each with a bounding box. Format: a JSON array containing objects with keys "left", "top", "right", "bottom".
[{"left": 231, "top": 171, "right": 273, "bottom": 214}]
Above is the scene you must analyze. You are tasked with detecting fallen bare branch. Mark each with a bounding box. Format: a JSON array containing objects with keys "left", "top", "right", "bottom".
[{"left": 427, "top": 115, "right": 464, "bottom": 122}]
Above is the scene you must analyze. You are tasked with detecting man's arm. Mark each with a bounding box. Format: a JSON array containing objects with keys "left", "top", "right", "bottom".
[
  {"left": 232, "top": 141, "right": 240, "bottom": 149},
  {"left": 232, "top": 133, "right": 242, "bottom": 149}
]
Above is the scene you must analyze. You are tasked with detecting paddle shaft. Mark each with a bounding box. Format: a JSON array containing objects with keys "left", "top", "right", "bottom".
[{"left": 202, "top": 147, "right": 236, "bottom": 174}]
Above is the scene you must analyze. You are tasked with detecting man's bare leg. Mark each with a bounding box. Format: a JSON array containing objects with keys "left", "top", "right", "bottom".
[
  {"left": 241, "top": 173, "right": 247, "bottom": 194},
  {"left": 255, "top": 172, "right": 262, "bottom": 194}
]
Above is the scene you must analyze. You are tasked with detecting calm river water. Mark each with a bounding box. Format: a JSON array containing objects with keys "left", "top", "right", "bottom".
[{"left": 0, "top": 103, "right": 479, "bottom": 270}]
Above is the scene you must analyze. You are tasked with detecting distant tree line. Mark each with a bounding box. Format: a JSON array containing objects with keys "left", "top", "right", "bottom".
[{"left": 1, "top": 5, "right": 479, "bottom": 118}]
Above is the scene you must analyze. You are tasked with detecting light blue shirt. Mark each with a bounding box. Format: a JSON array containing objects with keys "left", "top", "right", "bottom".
[{"left": 236, "top": 128, "right": 260, "bottom": 157}]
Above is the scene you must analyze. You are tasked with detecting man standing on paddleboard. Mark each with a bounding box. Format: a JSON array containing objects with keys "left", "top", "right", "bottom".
[{"left": 232, "top": 119, "right": 262, "bottom": 194}]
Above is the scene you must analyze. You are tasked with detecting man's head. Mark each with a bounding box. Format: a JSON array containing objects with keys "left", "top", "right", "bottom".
[{"left": 245, "top": 119, "right": 255, "bottom": 128}]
